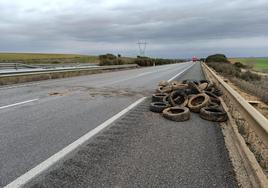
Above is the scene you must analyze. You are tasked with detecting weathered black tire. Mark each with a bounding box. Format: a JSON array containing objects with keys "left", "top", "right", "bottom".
[
  {"left": 213, "top": 88, "right": 223, "bottom": 96},
  {"left": 150, "top": 102, "right": 169, "bottom": 113},
  {"left": 182, "top": 79, "right": 199, "bottom": 85},
  {"left": 188, "top": 94, "right": 195, "bottom": 100},
  {"left": 205, "top": 87, "right": 215, "bottom": 93},
  {"left": 163, "top": 107, "right": 190, "bottom": 122},
  {"left": 158, "top": 80, "right": 169, "bottom": 87},
  {"left": 172, "top": 83, "right": 188, "bottom": 90},
  {"left": 204, "top": 91, "right": 221, "bottom": 105},
  {"left": 169, "top": 90, "right": 188, "bottom": 107},
  {"left": 156, "top": 85, "right": 173, "bottom": 93},
  {"left": 163, "top": 95, "right": 170, "bottom": 104},
  {"left": 152, "top": 93, "right": 168, "bottom": 102},
  {"left": 200, "top": 107, "right": 228, "bottom": 122},
  {"left": 184, "top": 88, "right": 193, "bottom": 95},
  {"left": 188, "top": 82, "right": 201, "bottom": 94},
  {"left": 199, "top": 79, "right": 210, "bottom": 84},
  {"left": 188, "top": 93, "right": 210, "bottom": 112},
  {"left": 208, "top": 102, "right": 220, "bottom": 108},
  {"left": 198, "top": 83, "right": 209, "bottom": 91}
]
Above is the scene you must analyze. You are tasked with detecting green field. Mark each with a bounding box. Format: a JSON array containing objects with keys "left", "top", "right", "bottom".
[
  {"left": 229, "top": 57, "right": 268, "bottom": 71},
  {"left": 0, "top": 53, "right": 98, "bottom": 64}
]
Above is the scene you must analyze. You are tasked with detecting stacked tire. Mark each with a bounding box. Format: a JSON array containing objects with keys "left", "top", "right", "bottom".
[{"left": 150, "top": 80, "right": 228, "bottom": 122}]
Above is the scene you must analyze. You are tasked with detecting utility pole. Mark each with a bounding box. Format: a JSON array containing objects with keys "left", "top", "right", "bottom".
[{"left": 137, "top": 40, "right": 147, "bottom": 56}]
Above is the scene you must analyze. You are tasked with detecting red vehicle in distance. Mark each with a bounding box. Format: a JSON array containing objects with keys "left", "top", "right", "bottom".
[{"left": 192, "top": 56, "right": 199, "bottom": 62}]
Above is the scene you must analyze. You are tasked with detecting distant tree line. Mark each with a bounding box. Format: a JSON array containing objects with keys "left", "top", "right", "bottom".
[{"left": 98, "top": 54, "right": 186, "bottom": 66}]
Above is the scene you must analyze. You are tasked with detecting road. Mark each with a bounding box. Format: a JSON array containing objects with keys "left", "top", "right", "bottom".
[
  {"left": 24, "top": 62, "right": 237, "bottom": 187},
  {"left": 0, "top": 62, "right": 195, "bottom": 186}
]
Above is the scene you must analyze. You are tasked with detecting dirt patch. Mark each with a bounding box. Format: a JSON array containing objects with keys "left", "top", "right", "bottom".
[
  {"left": 48, "top": 86, "right": 152, "bottom": 98},
  {"left": 87, "top": 87, "right": 152, "bottom": 98}
]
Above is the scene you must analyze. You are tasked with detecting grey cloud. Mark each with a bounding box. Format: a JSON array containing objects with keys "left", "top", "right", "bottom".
[{"left": 0, "top": 0, "right": 268, "bottom": 58}]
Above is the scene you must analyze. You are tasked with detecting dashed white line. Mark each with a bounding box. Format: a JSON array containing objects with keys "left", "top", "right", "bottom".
[{"left": 0, "top": 99, "right": 39, "bottom": 110}]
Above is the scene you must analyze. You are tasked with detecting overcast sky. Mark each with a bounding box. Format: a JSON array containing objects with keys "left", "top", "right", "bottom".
[{"left": 0, "top": 0, "right": 267, "bottom": 58}]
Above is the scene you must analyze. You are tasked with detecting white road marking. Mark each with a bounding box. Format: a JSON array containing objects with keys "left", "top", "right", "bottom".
[
  {"left": 99, "top": 69, "right": 163, "bottom": 86},
  {"left": 101, "top": 63, "right": 192, "bottom": 86},
  {"left": 4, "top": 97, "right": 146, "bottom": 188},
  {"left": 4, "top": 62, "right": 196, "bottom": 187},
  {"left": 0, "top": 99, "right": 39, "bottom": 110},
  {"left": 168, "top": 63, "right": 195, "bottom": 82}
]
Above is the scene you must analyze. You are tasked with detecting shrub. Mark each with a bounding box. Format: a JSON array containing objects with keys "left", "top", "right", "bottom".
[
  {"left": 239, "top": 71, "right": 261, "bottom": 81},
  {"left": 99, "top": 53, "right": 125, "bottom": 65},
  {"left": 206, "top": 62, "right": 240, "bottom": 76},
  {"left": 134, "top": 57, "right": 181, "bottom": 66},
  {"left": 200, "top": 58, "right": 206, "bottom": 62},
  {"left": 134, "top": 56, "right": 153, "bottom": 66},
  {"left": 205, "top": 54, "right": 229, "bottom": 63},
  {"left": 51, "top": 61, "right": 61, "bottom": 64},
  {"left": 233, "top": 62, "right": 247, "bottom": 69}
]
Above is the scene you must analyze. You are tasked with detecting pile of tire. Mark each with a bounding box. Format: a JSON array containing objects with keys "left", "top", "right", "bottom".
[{"left": 150, "top": 79, "right": 228, "bottom": 122}]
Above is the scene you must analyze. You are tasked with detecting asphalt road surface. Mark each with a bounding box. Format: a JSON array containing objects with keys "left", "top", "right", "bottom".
[
  {"left": 24, "top": 62, "right": 237, "bottom": 188},
  {"left": 0, "top": 62, "right": 198, "bottom": 186}
]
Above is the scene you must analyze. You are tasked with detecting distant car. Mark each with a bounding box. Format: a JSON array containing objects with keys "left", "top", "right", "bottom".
[{"left": 192, "top": 56, "right": 199, "bottom": 62}]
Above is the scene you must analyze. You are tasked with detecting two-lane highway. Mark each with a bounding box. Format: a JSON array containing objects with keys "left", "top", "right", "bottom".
[{"left": 0, "top": 62, "right": 194, "bottom": 186}]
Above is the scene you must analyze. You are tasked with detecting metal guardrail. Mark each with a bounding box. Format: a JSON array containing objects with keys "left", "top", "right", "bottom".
[
  {"left": 0, "top": 64, "right": 139, "bottom": 86},
  {"left": 0, "top": 64, "right": 137, "bottom": 76},
  {"left": 0, "top": 62, "right": 99, "bottom": 70},
  {"left": 31, "top": 63, "right": 99, "bottom": 69},
  {"left": 202, "top": 63, "right": 268, "bottom": 169},
  {"left": 0, "top": 63, "right": 39, "bottom": 69}
]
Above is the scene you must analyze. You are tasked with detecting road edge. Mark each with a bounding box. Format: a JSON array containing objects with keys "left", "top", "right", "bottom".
[{"left": 202, "top": 63, "right": 268, "bottom": 188}]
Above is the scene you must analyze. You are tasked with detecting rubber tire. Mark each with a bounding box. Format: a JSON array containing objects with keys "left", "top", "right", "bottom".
[
  {"left": 213, "top": 88, "right": 223, "bottom": 96},
  {"left": 199, "top": 79, "right": 210, "bottom": 84},
  {"left": 163, "top": 95, "right": 170, "bottom": 104},
  {"left": 170, "top": 80, "right": 181, "bottom": 86},
  {"left": 199, "top": 83, "right": 208, "bottom": 91},
  {"left": 208, "top": 102, "right": 220, "bottom": 108},
  {"left": 188, "top": 82, "right": 201, "bottom": 94},
  {"left": 182, "top": 79, "right": 199, "bottom": 85},
  {"left": 205, "top": 87, "right": 215, "bottom": 93},
  {"left": 172, "top": 83, "right": 188, "bottom": 90},
  {"left": 169, "top": 90, "right": 188, "bottom": 107},
  {"left": 150, "top": 102, "right": 169, "bottom": 113},
  {"left": 156, "top": 85, "right": 173, "bottom": 93},
  {"left": 200, "top": 107, "right": 228, "bottom": 122},
  {"left": 188, "top": 93, "right": 210, "bottom": 112},
  {"left": 163, "top": 107, "right": 190, "bottom": 122},
  {"left": 158, "top": 80, "right": 169, "bottom": 87},
  {"left": 152, "top": 93, "right": 168, "bottom": 102},
  {"left": 204, "top": 91, "right": 221, "bottom": 105}
]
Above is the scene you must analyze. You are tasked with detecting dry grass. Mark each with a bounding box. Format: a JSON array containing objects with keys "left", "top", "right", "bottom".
[
  {"left": 230, "top": 77, "right": 268, "bottom": 104},
  {"left": 0, "top": 53, "right": 98, "bottom": 64},
  {"left": 207, "top": 62, "right": 267, "bottom": 104}
]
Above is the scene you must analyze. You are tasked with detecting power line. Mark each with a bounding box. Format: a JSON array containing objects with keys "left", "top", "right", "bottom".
[{"left": 137, "top": 41, "right": 147, "bottom": 56}]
